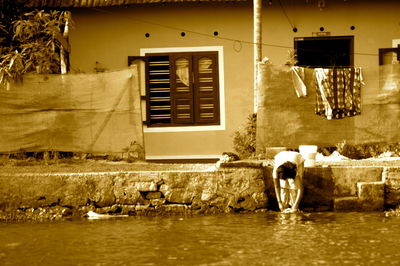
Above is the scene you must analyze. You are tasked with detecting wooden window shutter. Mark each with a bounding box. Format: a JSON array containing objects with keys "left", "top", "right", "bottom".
[
  {"left": 146, "top": 55, "right": 172, "bottom": 126},
  {"left": 193, "top": 53, "right": 220, "bottom": 124},
  {"left": 145, "top": 51, "right": 220, "bottom": 127},
  {"left": 170, "top": 54, "right": 195, "bottom": 124}
]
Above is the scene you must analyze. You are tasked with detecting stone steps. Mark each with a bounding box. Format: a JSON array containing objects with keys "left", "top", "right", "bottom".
[
  {"left": 334, "top": 181, "right": 385, "bottom": 211},
  {"left": 383, "top": 167, "right": 400, "bottom": 208}
]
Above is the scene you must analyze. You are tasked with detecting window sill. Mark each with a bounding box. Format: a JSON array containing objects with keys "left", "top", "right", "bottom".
[{"left": 143, "top": 124, "right": 225, "bottom": 133}]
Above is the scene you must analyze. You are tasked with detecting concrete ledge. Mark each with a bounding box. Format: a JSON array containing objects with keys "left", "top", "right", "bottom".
[
  {"left": 357, "top": 181, "right": 385, "bottom": 211},
  {"left": 334, "top": 196, "right": 361, "bottom": 211},
  {"left": 334, "top": 181, "right": 384, "bottom": 211}
]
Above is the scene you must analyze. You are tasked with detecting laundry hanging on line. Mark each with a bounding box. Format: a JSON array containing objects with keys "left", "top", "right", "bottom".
[
  {"left": 291, "top": 66, "right": 307, "bottom": 98},
  {"left": 314, "top": 67, "right": 363, "bottom": 120}
]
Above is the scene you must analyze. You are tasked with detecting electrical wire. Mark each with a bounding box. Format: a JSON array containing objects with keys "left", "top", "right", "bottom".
[
  {"left": 278, "top": 0, "right": 295, "bottom": 29},
  {"left": 90, "top": 7, "right": 378, "bottom": 57}
]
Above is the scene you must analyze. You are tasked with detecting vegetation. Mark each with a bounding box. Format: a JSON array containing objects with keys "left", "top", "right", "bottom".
[
  {"left": 233, "top": 113, "right": 257, "bottom": 159},
  {"left": 0, "top": 2, "right": 70, "bottom": 88},
  {"left": 385, "top": 206, "right": 400, "bottom": 217},
  {"left": 335, "top": 140, "right": 400, "bottom": 159},
  {"left": 285, "top": 49, "right": 298, "bottom": 66}
]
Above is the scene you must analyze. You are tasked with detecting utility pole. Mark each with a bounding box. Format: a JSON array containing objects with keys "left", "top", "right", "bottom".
[{"left": 253, "top": 0, "right": 262, "bottom": 113}]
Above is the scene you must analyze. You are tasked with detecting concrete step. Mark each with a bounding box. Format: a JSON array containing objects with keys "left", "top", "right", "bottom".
[
  {"left": 334, "top": 196, "right": 360, "bottom": 211},
  {"left": 357, "top": 181, "right": 384, "bottom": 199},
  {"left": 357, "top": 181, "right": 384, "bottom": 211},
  {"left": 383, "top": 167, "right": 400, "bottom": 207},
  {"left": 334, "top": 181, "right": 385, "bottom": 212}
]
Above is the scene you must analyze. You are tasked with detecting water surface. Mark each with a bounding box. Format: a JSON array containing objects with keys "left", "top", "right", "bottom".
[{"left": 1, "top": 212, "right": 400, "bottom": 265}]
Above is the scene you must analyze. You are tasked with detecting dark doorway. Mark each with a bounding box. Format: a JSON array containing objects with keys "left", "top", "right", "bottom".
[{"left": 294, "top": 36, "right": 354, "bottom": 68}]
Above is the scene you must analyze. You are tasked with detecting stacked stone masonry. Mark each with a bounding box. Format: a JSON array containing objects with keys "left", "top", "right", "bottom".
[
  {"left": 0, "top": 167, "right": 268, "bottom": 220},
  {"left": 1, "top": 163, "right": 400, "bottom": 221}
]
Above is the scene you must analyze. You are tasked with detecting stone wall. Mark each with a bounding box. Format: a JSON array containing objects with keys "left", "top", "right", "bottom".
[
  {"left": 1, "top": 164, "right": 399, "bottom": 221},
  {"left": 0, "top": 166, "right": 268, "bottom": 221}
]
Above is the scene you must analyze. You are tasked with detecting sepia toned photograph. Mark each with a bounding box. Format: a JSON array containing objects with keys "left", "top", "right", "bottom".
[{"left": 1, "top": 0, "right": 400, "bottom": 265}]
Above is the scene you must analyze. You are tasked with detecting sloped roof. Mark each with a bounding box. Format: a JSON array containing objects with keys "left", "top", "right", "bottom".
[{"left": 25, "top": 0, "right": 249, "bottom": 7}]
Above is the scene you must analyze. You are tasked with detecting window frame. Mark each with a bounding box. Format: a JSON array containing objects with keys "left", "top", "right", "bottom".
[{"left": 139, "top": 46, "right": 225, "bottom": 133}]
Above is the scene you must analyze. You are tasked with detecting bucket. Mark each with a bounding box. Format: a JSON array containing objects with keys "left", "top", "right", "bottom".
[{"left": 299, "top": 145, "right": 318, "bottom": 167}]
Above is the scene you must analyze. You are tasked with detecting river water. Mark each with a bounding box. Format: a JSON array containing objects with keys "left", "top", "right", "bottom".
[{"left": 1, "top": 212, "right": 400, "bottom": 266}]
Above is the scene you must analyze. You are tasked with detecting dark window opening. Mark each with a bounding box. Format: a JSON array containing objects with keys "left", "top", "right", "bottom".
[
  {"left": 379, "top": 46, "right": 400, "bottom": 65},
  {"left": 294, "top": 36, "right": 354, "bottom": 68}
]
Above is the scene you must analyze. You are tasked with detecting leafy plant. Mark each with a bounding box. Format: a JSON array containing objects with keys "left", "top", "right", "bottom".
[
  {"left": 336, "top": 140, "right": 400, "bottom": 159},
  {"left": 233, "top": 113, "right": 257, "bottom": 159},
  {"left": 0, "top": 9, "right": 71, "bottom": 87},
  {"left": 285, "top": 49, "right": 298, "bottom": 66}
]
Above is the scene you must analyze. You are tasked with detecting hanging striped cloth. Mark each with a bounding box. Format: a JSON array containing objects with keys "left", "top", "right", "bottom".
[{"left": 315, "top": 67, "right": 362, "bottom": 120}]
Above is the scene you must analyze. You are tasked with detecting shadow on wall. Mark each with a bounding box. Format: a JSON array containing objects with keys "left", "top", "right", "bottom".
[{"left": 263, "top": 166, "right": 335, "bottom": 211}]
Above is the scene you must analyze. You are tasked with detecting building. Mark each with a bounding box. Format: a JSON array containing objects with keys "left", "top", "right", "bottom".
[{"left": 13, "top": 0, "right": 400, "bottom": 159}]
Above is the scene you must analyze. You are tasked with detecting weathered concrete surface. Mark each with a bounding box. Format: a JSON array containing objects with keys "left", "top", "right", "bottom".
[
  {"left": 334, "top": 181, "right": 385, "bottom": 212},
  {"left": 264, "top": 165, "right": 393, "bottom": 212},
  {"left": 383, "top": 167, "right": 400, "bottom": 208},
  {"left": 334, "top": 196, "right": 361, "bottom": 212},
  {"left": 264, "top": 166, "right": 335, "bottom": 211},
  {"left": 0, "top": 167, "right": 268, "bottom": 221},
  {"left": 330, "top": 167, "right": 383, "bottom": 196},
  {"left": 357, "top": 181, "right": 385, "bottom": 211}
]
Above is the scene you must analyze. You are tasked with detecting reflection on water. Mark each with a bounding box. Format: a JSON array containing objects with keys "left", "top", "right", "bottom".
[{"left": 1, "top": 212, "right": 400, "bottom": 265}]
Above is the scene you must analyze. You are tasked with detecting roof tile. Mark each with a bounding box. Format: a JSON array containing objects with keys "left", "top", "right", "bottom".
[{"left": 25, "top": 0, "right": 248, "bottom": 7}]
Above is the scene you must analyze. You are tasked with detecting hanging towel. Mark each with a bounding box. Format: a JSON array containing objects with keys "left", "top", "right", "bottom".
[
  {"left": 315, "top": 67, "right": 362, "bottom": 120},
  {"left": 291, "top": 66, "right": 307, "bottom": 97},
  {"left": 315, "top": 68, "right": 333, "bottom": 119}
]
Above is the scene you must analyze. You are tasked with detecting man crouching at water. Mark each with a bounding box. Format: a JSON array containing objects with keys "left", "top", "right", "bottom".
[{"left": 272, "top": 151, "right": 304, "bottom": 213}]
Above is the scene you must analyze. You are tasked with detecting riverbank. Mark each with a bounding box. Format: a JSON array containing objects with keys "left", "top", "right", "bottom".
[
  {"left": 1, "top": 156, "right": 400, "bottom": 222},
  {"left": 0, "top": 162, "right": 268, "bottom": 222}
]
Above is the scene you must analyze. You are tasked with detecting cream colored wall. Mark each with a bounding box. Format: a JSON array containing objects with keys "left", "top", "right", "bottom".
[
  {"left": 262, "top": 0, "right": 400, "bottom": 103},
  {"left": 70, "top": 3, "right": 254, "bottom": 159},
  {"left": 257, "top": 0, "right": 400, "bottom": 150},
  {"left": 68, "top": 1, "right": 399, "bottom": 159}
]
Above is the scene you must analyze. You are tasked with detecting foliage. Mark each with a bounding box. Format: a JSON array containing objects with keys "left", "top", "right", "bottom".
[
  {"left": 233, "top": 113, "right": 257, "bottom": 159},
  {"left": 336, "top": 140, "right": 400, "bottom": 159},
  {"left": 0, "top": 0, "right": 30, "bottom": 46},
  {"left": 285, "top": 49, "right": 298, "bottom": 66},
  {"left": 0, "top": 8, "right": 71, "bottom": 87},
  {"left": 385, "top": 206, "right": 400, "bottom": 217},
  {"left": 0, "top": 24, "right": 6, "bottom": 45}
]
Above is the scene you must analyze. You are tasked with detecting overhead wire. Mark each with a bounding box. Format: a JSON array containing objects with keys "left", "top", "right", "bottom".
[
  {"left": 90, "top": 7, "right": 378, "bottom": 57},
  {"left": 277, "top": 0, "right": 295, "bottom": 29}
]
